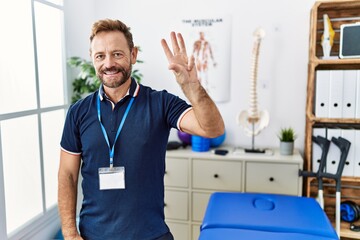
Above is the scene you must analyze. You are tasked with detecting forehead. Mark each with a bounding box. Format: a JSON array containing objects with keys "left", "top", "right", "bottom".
[{"left": 91, "top": 31, "right": 129, "bottom": 54}]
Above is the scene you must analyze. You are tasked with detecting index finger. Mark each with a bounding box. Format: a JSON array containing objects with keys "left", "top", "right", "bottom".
[{"left": 161, "top": 38, "right": 174, "bottom": 62}]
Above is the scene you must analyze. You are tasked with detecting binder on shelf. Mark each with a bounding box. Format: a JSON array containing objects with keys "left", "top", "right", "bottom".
[
  {"left": 326, "top": 129, "right": 342, "bottom": 174},
  {"left": 356, "top": 71, "right": 360, "bottom": 119},
  {"left": 315, "top": 70, "right": 330, "bottom": 118},
  {"left": 354, "top": 130, "right": 360, "bottom": 177},
  {"left": 312, "top": 128, "right": 327, "bottom": 173},
  {"left": 342, "top": 70, "right": 357, "bottom": 118},
  {"left": 341, "top": 129, "right": 355, "bottom": 177},
  {"left": 329, "top": 70, "right": 344, "bottom": 118}
]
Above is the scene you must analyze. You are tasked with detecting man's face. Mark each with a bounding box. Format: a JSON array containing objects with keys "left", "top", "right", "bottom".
[{"left": 91, "top": 31, "right": 137, "bottom": 88}]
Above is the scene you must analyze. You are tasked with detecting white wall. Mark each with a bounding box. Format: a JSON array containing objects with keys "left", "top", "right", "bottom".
[{"left": 65, "top": 0, "right": 318, "bottom": 154}]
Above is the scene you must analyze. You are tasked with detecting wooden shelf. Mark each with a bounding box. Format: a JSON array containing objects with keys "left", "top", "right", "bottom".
[
  {"left": 339, "top": 222, "right": 360, "bottom": 239},
  {"left": 315, "top": 58, "right": 360, "bottom": 65},
  {"left": 342, "top": 177, "right": 360, "bottom": 183},
  {"left": 305, "top": 1, "right": 360, "bottom": 239},
  {"left": 305, "top": 0, "right": 360, "bottom": 172},
  {"left": 313, "top": 58, "right": 360, "bottom": 70},
  {"left": 307, "top": 115, "right": 360, "bottom": 125}
]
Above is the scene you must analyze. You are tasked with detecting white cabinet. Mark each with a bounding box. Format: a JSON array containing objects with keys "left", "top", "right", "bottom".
[
  {"left": 192, "top": 159, "right": 242, "bottom": 191},
  {"left": 164, "top": 147, "right": 303, "bottom": 240},
  {"left": 167, "top": 222, "right": 189, "bottom": 240},
  {"left": 245, "top": 162, "right": 300, "bottom": 195},
  {"left": 164, "top": 157, "right": 189, "bottom": 188},
  {"left": 192, "top": 192, "right": 211, "bottom": 222},
  {"left": 164, "top": 190, "right": 189, "bottom": 221}
]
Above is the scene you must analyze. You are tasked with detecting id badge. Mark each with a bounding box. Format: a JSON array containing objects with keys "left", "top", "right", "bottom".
[{"left": 99, "top": 167, "right": 125, "bottom": 190}]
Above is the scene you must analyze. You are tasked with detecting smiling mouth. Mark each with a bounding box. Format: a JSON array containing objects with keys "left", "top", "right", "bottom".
[{"left": 103, "top": 68, "right": 121, "bottom": 75}]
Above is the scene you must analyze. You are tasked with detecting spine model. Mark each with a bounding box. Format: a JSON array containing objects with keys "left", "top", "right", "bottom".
[{"left": 238, "top": 27, "right": 269, "bottom": 138}]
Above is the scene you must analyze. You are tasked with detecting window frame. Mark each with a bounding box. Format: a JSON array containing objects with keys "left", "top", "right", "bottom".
[{"left": 0, "top": 0, "right": 68, "bottom": 239}]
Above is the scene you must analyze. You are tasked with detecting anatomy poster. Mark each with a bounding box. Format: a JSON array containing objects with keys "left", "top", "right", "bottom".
[{"left": 179, "top": 16, "right": 231, "bottom": 102}]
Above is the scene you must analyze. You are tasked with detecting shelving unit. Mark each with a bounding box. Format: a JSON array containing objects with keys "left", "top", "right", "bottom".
[{"left": 304, "top": 1, "right": 360, "bottom": 239}]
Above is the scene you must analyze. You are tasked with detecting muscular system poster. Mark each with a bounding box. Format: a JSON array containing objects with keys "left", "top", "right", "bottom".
[{"left": 180, "top": 16, "right": 232, "bottom": 102}]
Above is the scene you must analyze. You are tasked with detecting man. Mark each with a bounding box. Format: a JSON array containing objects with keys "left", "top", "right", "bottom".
[{"left": 58, "top": 19, "right": 224, "bottom": 240}]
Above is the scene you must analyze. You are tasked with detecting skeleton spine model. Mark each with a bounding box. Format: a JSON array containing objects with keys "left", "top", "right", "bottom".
[{"left": 238, "top": 28, "right": 269, "bottom": 140}]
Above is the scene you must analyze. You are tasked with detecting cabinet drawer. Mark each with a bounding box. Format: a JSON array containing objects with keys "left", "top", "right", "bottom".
[
  {"left": 245, "top": 162, "right": 300, "bottom": 195},
  {"left": 165, "top": 157, "right": 188, "bottom": 188},
  {"left": 192, "top": 192, "right": 212, "bottom": 222},
  {"left": 165, "top": 190, "right": 188, "bottom": 220},
  {"left": 192, "top": 224, "right": 201, "bottom": 240},
  {"left": 166, "top": 221, "right": 189, "bottom": 240},
  {"left": 193, "top": 159, "right": 242, "bottom": 191}
]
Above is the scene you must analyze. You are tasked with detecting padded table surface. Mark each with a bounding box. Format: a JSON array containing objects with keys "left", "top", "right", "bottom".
[
  {"left": 199, "top": 228, "right": 339, "bottom": 240},
  {"left": 200, "top": 192, "right": 338, "bottom": 239}
]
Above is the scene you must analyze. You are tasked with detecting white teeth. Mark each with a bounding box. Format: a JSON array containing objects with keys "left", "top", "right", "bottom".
[{"left": 105, "top": 70, "right": 118, "bottom": 75}]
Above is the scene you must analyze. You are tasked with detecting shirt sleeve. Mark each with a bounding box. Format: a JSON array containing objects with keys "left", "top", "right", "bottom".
[
  {"left": 176, "top": 107, "right": 193, "bottom": 131},
  {"left": 165, "top": 92, "right": 192, "bottom": 130},
  {"left": 60, "top": 104, "right": 82, "bottom": 155}
]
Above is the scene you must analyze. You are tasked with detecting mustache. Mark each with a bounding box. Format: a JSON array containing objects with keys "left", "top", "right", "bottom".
[{"left": 101, "top": 66, "right": 126, "bottom": 74}]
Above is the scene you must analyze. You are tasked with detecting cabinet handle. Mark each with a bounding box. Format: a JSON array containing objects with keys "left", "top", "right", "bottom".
[
  {"left": 269, "top": 177, "right": 274, "bottom": 182},
  {"left": 164, "top": 203, "right": 167, "bottom": 207},
  {"left": 214, "top": 174, "right": 219, "bottom": 178}
]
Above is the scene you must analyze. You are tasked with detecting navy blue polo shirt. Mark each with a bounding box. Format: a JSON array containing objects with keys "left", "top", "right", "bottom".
[{"left": 60, "top": 78, "right": 192, "bottom": 240}]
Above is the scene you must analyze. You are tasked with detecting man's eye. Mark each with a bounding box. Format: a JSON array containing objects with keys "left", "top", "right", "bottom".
[
  {"left": 114, "top": 53, "right": 123, "bottom": 58},
  {"left": 96, "top": 55, "right": 104, "bottom": 60}
]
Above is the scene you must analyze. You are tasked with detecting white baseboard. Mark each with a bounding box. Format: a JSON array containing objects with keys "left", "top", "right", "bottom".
[{"left": 8, "top": 206, "right": 60, "bottom": 240}]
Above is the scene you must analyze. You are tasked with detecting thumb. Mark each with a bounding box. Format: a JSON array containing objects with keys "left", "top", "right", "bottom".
[{"left": 168, "top": 63, "right": 183, "bottom": 74}]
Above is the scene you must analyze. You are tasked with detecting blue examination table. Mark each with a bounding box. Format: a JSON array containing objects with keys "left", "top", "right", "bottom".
[{"left": 199, "top": 192, "right": 339, "bottom": 240}]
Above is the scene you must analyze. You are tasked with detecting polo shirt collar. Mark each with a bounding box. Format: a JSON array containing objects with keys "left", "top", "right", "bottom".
[{"left": 98, "top": 78, "right": 140, "bottom": 102}]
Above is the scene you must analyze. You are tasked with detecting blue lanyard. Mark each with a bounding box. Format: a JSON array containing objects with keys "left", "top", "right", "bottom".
[{"left": 97, "top": 93, "right": 135, "bottom": 168}]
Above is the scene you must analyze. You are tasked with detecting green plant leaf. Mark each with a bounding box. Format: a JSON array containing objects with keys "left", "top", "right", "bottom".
[
  {"left": 278, "top": 127, "right": 297, "bottom": 142},
  {"left": 67, "top": 57, "right": 83, "bottom": 67}
]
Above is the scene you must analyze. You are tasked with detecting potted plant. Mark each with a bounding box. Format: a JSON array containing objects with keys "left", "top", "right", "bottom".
[
  {"left": 278, "top": 127, "right": 296, "bottom": 155},
  {"left": 67, "top": 47, "right": 143, "bottom": 103}
]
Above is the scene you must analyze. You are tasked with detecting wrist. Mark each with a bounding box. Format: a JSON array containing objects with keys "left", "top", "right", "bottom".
[
  {"left": 181, "top": 81, "right": 206, "bottom": 102},
  {"left": 62, "top": 229, "right": 80, "bottom": 239},
  {"left": 64, "top": 233, "right": 81, "bottom": 240}
]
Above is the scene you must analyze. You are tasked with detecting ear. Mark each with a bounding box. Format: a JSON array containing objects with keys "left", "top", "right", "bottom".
[{"left": 131, "top": 46, "right": 139, "bottom": 65}]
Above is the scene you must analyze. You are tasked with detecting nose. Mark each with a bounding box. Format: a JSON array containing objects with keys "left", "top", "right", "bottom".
[{"left": 103, "top": 55, "right": 116, "bottom": 68}]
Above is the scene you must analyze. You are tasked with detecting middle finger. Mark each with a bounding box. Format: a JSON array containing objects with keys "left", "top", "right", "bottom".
[
  {"left": 176, "top": 33, "right": 188, "bottom": 57},
  {"left": 170, "top": 32, "right": 181, "bottom": 55}
]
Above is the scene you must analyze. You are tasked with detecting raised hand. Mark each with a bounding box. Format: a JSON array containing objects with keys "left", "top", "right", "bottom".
[
  {"left": 161, "top": 32, "right": 199, "bottom": 86},
  {"left": 161, "top": 32, "right": 224, "bottom": 138}
]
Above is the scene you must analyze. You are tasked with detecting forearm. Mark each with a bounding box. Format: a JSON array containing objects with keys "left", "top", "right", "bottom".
[
  {"left": 181, "top": 81, "right": 224, "bottom": 138},
  {"left": 58, "top": 172, "right": 80, "bottom": 239}
]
